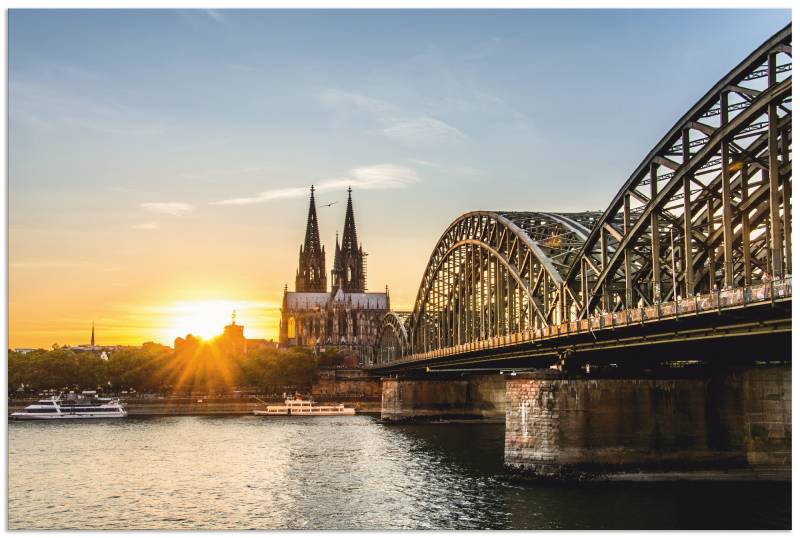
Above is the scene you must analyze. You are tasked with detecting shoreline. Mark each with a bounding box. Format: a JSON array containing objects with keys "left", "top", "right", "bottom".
[{"left": 8, "top": 399, "right": 383, "bottom": 417}]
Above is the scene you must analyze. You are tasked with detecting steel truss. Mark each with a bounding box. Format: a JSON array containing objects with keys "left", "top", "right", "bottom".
[
  {"left": 376, "top": 25, "right": 792, "bottom": 364},
  {"left": 562, "top": 24, "right": 792, "bottom": 321},
  {"left": 377, "top": 212, "right": 600, "bottom": 359}
]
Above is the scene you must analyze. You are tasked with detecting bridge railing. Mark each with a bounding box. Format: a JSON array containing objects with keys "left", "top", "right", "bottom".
[
  {"left": 550, "top": 276, "right": 791, "bottom": 338},
  {"left": 376, "top": 276, "right": 791, "bottom": 367}
]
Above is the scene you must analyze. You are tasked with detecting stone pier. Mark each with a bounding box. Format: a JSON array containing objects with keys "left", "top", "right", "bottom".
[
  {"left": 380, "top": 375, "right": 506, "bottom": 422},
  {"left": 504, "top": 364, "right": 791, "bottom": 479}
]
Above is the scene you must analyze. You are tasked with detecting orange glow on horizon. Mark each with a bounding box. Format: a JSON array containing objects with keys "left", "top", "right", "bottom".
[
  {"left": 8, "top": 296, "right": 282, "bottom": 349},
  {"left": 162, "top": 300, "right": 240, "bottom": 342}
]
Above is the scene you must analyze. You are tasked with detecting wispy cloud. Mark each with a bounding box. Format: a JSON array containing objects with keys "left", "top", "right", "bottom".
[
  {"left": 319, "top": 89, "right": 396, "bottom": 117},
  {"left": 10, "top": 73, "right": 168, "bottom": 137},
  {"left": 383, "top": 117, "right": 466, "bottom": 143},
  {"left": 212, "top": 163, "right": 421, "bottom": 206},
  {"left": 140, "top": 202, "right": 193, "bottom": 216},
  {"left": 205, "top": 10, "right": 225, "bottom": 24},
  {"left": 464, "top": 36, "right": 504, "bottom": 61},
  {"left": 408, "top": 158, "right": 483, "bottom": 177},
  {"left": 132, "top": 221, "right": 159, "bottom": 230},
  {"left": 318, "top": 89, "right": 466, "bottom": 145},
  {"left": 176, "top": 9, "right": 226, "bottom": 27},
  {"left": 408, "top": 158, "right": 437, "bottom": 167},
  {"left": 350, "top": 43, "right": 529, "bottom": 129}
]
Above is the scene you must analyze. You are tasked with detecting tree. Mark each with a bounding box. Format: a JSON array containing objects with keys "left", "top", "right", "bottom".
[{"left": 8, "top": 341, "right": 321, "bottom": 396}]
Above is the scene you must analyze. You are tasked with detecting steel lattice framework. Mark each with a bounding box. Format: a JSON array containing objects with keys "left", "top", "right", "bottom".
[
  {"left": 562, "top": 24, "right": 792, "bottom": 321},
  {"left": 376, "top": 25, "right": 792, "bottom": 365},
  {"left": 408, "top": 212, "right": 600, "bottom": 353},
  {"left": 377, "top": 311, "right": 411, "bottom": 363}
]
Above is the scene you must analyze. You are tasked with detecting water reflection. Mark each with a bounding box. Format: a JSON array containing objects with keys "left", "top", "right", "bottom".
[{"left": 8, "top": 416, "right": 789, "bottom": 530}]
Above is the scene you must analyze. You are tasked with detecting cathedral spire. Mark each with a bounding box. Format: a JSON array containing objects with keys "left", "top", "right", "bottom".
[
  {"left": 303, "top": 185, "right": 322, "bottom": 258},
  {"left": 341, "top": 186, "right": 359, "bottom": 255},
  {"left": 295, "top": 185, "right": 327, "bottom": 292},
  {"left": 332, "top": 186, "right": 366, "bottom": 293}
]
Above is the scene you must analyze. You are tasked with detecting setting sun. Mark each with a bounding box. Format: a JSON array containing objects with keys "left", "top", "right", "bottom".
[{"left": 164, "top": 300, "right": 239, "bottom": 342}]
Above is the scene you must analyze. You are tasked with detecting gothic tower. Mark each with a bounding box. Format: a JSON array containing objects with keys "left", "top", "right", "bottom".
[
  {"left": 331, "top": 187, "right": 366, "bottom": 293},
  {"left": 295, "top": 186, "right": 327, "bottom": 292}
]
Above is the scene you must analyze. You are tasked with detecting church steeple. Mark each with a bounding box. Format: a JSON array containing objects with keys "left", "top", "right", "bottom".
[
  {"left": 342, "top": 187, "right": 359, "bottom": 254},
  {"left": 331, "top": 187, "right": 366, "bottom": 293},
  {"left": 295, "top": 185, "right": 327, "bottom": 292}
]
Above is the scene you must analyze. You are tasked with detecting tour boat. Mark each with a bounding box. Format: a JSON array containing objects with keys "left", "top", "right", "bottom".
[
  {"left": 253, "top": 397, "right": 356, "bottom": 416},
  {"left": 10, "top": 394, "right": 128, "bottom": 420}
]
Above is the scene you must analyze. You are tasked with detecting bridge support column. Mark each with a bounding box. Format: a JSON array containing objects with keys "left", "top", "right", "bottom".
[
  {"left": 504, "top": 364, "right": 790, "bottom": 480},
  {"left": 380, "top": 375, "right": 506, "bottom": 422}
]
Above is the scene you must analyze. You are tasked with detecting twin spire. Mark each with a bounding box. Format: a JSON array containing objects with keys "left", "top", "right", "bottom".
[
  {"left": 295, "top": 185, "right": 326, "bottom": 292},
  {"left": 333, "top": 187, "right": 365, "bottom": 293},
  {"left": 302, "top": 185, "right": 323, "bottom": 259},
  {"left": 295, "top": 186, "right": 365, "bottom": 294}
]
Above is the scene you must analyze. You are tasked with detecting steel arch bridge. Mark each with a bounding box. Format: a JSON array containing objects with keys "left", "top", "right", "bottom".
[{"left": 373, "top": 25, "right": 792, "bottom": 371}]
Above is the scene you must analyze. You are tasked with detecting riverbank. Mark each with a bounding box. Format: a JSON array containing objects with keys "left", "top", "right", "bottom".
[{"left": 8, "top": 398, "right": 382, "bottom": 416}]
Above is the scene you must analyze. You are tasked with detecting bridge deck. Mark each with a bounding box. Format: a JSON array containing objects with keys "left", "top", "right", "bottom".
[{"left": 369, "top": 277, "right": 791, "bottom": 370}]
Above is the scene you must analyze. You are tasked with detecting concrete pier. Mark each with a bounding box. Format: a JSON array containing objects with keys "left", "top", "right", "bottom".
[
  {"left": 504, "top": 364, "right": 791, "bottom": 480},
  {"left": 380, "top": 375, "right": 506, "bottom": 422}
]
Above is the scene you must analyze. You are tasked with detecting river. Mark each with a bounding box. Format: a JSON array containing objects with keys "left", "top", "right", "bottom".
[{"left": 8, "top": 415, "right": 790, "bottom": 530}]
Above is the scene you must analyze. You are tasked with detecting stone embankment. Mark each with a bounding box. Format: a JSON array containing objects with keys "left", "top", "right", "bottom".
[{"left": 504, "top": 364, "right": 791, "bottom": 481}]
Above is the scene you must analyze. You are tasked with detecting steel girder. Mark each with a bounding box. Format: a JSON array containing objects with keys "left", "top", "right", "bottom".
[
  {"left": 404, "top": 211, "right": 600, "bottom": 355},
  {"left": 374, "top": 25, "right": 792, "bottom": 363},
  {"left": 561, "top": 24, "right": 792, "bottom": 320},
  {"left": 376, "top": 311, "right": 411, "bottom": 364}
]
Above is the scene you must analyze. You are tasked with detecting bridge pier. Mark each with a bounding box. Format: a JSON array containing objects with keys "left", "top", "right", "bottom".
[
  {"left": 504, "top": 364, "right": 791, "bottom": 479},
  {"left": 380, "top": 375, "right": 506, "bottom": 422}
]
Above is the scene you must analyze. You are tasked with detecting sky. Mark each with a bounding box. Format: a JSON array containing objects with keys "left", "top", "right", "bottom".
[{"left": 8, "top": 8, "right": 791, "bottom": 348}]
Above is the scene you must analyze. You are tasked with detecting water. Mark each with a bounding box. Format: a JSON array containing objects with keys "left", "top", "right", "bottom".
[{"left": 8, "top": 416, "right": 790, "bottom": 530}]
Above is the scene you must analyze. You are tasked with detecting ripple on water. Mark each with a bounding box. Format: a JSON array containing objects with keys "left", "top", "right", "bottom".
[{"left": 8, "top": 416, "right": 791, "bottom": 530}]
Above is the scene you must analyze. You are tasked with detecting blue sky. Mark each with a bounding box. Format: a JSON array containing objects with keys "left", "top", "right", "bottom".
[{"left": 8, "top": 9, "right": 791, "bottom": 346}]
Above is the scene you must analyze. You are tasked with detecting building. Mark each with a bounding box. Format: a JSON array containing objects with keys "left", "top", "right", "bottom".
[
  {"left": 174, "top": 311, "right": 278, "bottom": 356},
  {"left": 279, "top": 186, "right": 389, "bottom": 364},
  {"left": 66, "top": 322, "right": 119, "bottom": 356},
  {"left": 218, "top": 311, "right": 279, "bottom": 354},
  {"left": 218, "top": 311, "right": 247, "bottom": 356}
]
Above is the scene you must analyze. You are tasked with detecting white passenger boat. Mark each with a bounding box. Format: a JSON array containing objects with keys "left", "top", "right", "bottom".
[
  {"left": 10, "top": 393, "right": 127, "bottom": 420},
  {"left": 253, "top": 397, "right": 355, "bottom": 416}
]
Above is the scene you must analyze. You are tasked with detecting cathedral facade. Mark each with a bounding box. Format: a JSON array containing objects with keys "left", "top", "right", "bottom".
[{"left": 279, "top": 186, "right": 389, "bottom": 364}]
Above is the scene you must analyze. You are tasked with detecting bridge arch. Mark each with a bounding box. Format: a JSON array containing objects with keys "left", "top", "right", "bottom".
[
  {"left": 561, "top": 24, "right": 792, "bottom": 319},
  {"left": 407, "top": 211, "right": 599, "bottom": 355},
  {"left": 375, "top": 24, "right": 791, "bottom": 365},
  {"left": 375, "top": 311, "right": 411, "bottom": 364}
]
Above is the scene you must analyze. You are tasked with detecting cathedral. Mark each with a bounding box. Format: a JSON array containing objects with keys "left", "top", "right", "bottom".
[{"left": 279, "top": 186, "right": 389, "bottom": 364}]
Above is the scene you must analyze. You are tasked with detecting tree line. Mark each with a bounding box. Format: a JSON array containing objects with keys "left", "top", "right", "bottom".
[{"left": 7, "top": 341, "right": 347, "bottom": 396}]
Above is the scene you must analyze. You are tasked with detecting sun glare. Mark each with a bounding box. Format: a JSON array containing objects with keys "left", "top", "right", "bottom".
[{"left": 165, "top": 300, "right": 237, "bottom": 342}]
